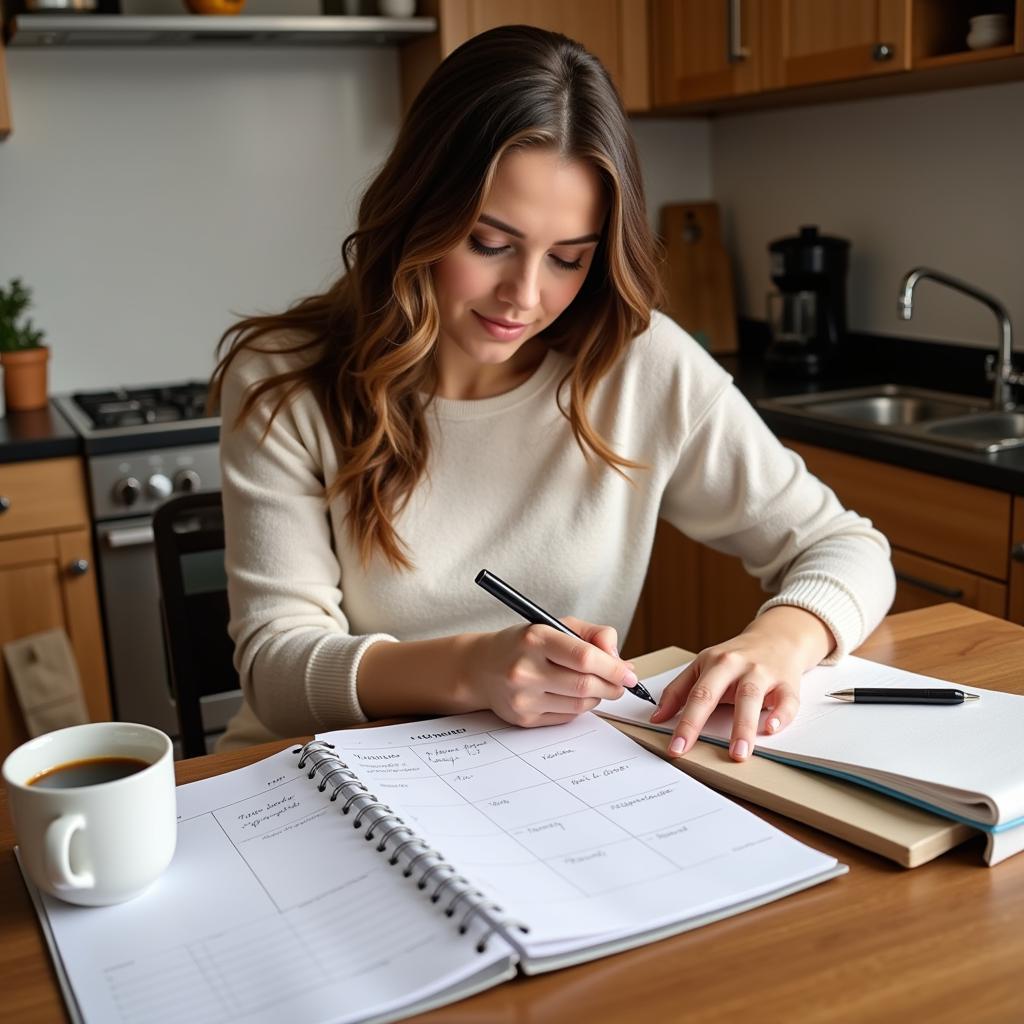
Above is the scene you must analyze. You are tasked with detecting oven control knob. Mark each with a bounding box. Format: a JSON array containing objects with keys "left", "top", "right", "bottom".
[
  {"left": 114, "top": 476, "right": 142, "bottom": 506},
  {"left": 174, "top": 469, "right": 201, "bottom": 494},
  {"left": 147, "top": 473, "right": 174, "bottom": 500}
]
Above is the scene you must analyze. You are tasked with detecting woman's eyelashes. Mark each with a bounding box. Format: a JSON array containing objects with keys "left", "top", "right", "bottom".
[{"left": 467, "top": 235, "right": 585, "bottom": 272}]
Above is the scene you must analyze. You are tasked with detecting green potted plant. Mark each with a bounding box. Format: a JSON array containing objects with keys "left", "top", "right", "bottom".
[{"left": 0, "top": 277, "right": 50, "bottom": 413}]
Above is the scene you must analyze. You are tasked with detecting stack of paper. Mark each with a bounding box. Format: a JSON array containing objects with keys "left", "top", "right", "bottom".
[{"left": 598, "top": 652, "right": 1024, "bottom": 866}]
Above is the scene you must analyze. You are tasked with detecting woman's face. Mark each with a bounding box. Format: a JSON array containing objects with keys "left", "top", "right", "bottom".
[{"left": 432, "top": 147, "right": 606, "bottom": 399}]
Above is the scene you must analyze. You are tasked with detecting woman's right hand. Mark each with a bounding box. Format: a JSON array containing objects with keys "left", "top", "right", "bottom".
[{"left": 460, "top": 618, "right": 639, "bottom": 727}]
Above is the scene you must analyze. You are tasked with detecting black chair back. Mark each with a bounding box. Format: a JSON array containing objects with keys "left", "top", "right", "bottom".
[{"left": 153, "top": 491, "right": 238, "bottom": 758}]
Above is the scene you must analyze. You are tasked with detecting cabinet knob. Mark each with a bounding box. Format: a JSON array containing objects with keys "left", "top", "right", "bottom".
[
  {"left": 1013, "top": 543, "right": 1024, "bottom": 563},
  {"left": 873, "top": 43, "right": 894, "bottom": 61},
  {"left": 68, "top": 558, "right": 90, "bottom": 576},
  {"left": 0, "top": 495, "right": 9, "bottom": 513}
]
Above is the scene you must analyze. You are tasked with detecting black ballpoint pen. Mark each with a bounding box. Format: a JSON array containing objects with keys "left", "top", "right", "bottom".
[
  {"left": 826, "top": 687, "right": 980, "bottom": 705},
  {"left": 474, "top": 569, "right": 658, "bottom": 707}
]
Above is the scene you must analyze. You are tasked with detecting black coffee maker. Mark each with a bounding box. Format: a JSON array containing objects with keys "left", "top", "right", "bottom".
[{"left": 764, "top": 226, "right": 850, "bottom": 378}]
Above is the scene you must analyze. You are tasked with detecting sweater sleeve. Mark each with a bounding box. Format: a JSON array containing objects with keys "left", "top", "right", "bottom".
[
  {"left": 657, "top": 341, "right": 895, "bottom": 662},
  {"left": 219, "top": 349, "right": 397, "bottom": 736}
]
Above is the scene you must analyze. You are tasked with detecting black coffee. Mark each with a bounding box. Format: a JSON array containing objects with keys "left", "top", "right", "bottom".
[{"left": 28, "top": 756, "right": 151, "bottom": 789}]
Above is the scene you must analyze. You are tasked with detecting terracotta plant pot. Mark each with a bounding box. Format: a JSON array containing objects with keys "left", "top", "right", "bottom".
[
  {"left": 184, "top": 0, "right": 246, "bottom": 14},
  {"left": 2, "top": 347, "right": 50, "bottom": 412}
]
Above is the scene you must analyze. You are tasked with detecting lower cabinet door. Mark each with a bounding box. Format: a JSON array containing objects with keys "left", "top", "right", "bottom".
[
  {"left": 0, "top": 531, "right": 111, "bottom": 760},
  {"left": 0, "top": 544, "right": 66, "bottom": 757},
  {"left": 634, "top": 521, "right": 1010, "bottom": 662},
  {"left": 891, "top": 547, "right": 1006, "bottom": 617}
]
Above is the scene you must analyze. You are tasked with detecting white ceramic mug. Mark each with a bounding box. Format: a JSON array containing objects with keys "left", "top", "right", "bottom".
[{"left": 2, "top": 722, "right": 176, "bottom": 906}]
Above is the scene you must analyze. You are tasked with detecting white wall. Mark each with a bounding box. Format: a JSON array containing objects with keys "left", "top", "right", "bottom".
[
  {"left": 0, "top": 32, "right": 712, "bottom": 395},
  {"left": 712, "top": 80, "right": 1024, "bottom": 350},
  {"left": 0, "top": 46, "right": 401, "bottom": 391},
  {"left": 631, "top": 117, "right": 713, "bottom": 229},
  {"left": 24, "top": 42, "right": 1020, "bottom": 392}
]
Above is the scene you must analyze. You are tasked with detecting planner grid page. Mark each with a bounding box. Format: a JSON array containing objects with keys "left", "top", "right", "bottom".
[
  {"left": 324, "top": 712, "right": 839, "bottom": 957},
  {"left": 28, "top": 746, "right": 516, "bottom": 1024}
]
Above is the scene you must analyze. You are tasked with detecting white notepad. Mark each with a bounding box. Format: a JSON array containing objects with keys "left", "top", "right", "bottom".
[
  {"left": 597, "top": 655, "right": 1024, "bottom": 865},
  {"left": 21, "top": 712, "right": 843, "bottom": 1024}
]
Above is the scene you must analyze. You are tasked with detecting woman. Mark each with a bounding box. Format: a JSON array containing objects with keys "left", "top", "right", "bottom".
[{"left": 210, "top": 25, "right": 894, "bottom": 760}]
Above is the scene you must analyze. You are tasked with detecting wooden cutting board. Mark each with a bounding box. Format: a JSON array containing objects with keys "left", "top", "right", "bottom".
[{"left": 659, "top": 202, "right": 738, "bottom": 354}]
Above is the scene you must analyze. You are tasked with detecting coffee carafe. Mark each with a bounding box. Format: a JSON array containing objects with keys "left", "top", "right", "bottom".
[{"left": 765, "top": 226, "right": 850, "bottom": 378}]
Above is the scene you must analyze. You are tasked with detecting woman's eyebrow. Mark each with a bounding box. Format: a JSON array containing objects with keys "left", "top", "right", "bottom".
[{"left": 477, "top": 214, "right": 601, "bottom": 246}]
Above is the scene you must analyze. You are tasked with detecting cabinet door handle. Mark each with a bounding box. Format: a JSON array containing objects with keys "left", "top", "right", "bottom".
[
  {"left": 895, "top": 571, "right": 963, "bottom": 600},
  {"left": 873, "top": 43, "right": 894, "bottom": 61},
  {"left": 0, "top": 496, "right": 9, "bottom": 513},
  {"left": 67, "top": 559, "right": 90, "bottom": 576},
  {"left": 728, "top": 0, "right": 750, "bottom": 61},
  {"left": 1013, "top": 543, "right": 1024, "bottom": 563}
]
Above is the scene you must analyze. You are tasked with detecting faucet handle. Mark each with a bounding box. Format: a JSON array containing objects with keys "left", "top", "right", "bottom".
[{"left": 986, "top": 354, "right": 1024, "bottom": 406}]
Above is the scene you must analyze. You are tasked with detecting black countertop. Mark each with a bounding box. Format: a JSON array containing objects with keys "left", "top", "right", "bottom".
[
  {"left": 0, "top": 401, "right": 80, "bottom": 464},
  {"left": 3, "top": 331, "right": 1024, "bottom": 495},
  {"left": 723, "top": 325, "right": 1024, "bottom": 498}
]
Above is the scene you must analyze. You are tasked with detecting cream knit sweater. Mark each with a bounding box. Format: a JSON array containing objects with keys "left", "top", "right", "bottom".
[{"left": 217, "top": 312, "right": 895, "bottom": 750}]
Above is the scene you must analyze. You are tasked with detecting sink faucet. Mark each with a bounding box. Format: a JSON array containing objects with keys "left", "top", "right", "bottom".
[{"left": 898, "top": 267, "right": 1021, "bottom": 410}]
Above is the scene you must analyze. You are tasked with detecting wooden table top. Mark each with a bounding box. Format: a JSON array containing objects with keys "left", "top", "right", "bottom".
[{"left": 3, "top": 604, "right": 1024, "bottom": 1024}]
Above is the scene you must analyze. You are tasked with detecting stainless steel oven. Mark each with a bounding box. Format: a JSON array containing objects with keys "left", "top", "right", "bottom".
[{"left": 54, "top": 385, "right": 241, "bottom": 754}]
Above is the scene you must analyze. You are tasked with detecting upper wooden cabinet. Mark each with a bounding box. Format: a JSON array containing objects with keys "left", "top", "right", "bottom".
[
  {"left": 400, "top": 0, "right": 651, "bottom": 113},
  {"left": 760, "top": 0, "right": 911, "bottom": 89},
  {"left": 651, "top": 0, "right": 911, "bottom": 107},
  {"left": 648, "top": 0, "right": 1023, "bottom": 111},
  {"left": 650, "top": 0, "right": 763, "bottom": 106}
]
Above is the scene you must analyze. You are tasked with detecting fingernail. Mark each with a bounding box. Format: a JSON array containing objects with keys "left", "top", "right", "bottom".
[
  {"left": 624, "top": 671, "right": 639, "bottom": 689},
  {"left": 668, "top": 736, "right": 686, "bottom": 756},
  {"left": 767, "top": 717, "right": 781, "bottom": 733},
  {"left": 613, "top": 646, "right": 620, "bottom": 658},
  {"left": 731, "top": 739, "right": 749, "bottom": 760}
]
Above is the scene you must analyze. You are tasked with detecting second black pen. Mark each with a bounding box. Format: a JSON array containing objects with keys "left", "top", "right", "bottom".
[{"left": 474, "top": 569, "right": 658, "bottom": 707}]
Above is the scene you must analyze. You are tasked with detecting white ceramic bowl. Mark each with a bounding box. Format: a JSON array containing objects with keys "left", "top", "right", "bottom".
[
  {"left": 378, "top": 0, "right": 416, "bottom": 16},
  {"left": 966, "top": 13, "right": 1011, "bottom": 50}
]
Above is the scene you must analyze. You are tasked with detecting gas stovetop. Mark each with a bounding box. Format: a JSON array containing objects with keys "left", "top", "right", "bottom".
[{"left": 54, "top": 381, "right": 220, "bottom": 455}]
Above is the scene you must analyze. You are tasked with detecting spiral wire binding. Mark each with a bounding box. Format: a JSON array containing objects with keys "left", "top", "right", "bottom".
[{"left": 295, "top": 740, "right": 528, "bottom": 953}]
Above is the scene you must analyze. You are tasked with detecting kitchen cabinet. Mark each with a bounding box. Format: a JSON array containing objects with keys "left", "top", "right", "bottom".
[
  {"left": 0, "top": 457, "right": 111, "bottom": 760},
  {"left": 650, "top": 0, "right": 909, "bottom": 109},
  {"left": 649, "top": 0, "right": 1024, "bottom": 113},
  {"left": 650, "top": 0, "right": 762, "bottom": 106},
  {"left": 633, "top": 441, "right": 1016, "bottom": 655},
  {"left": 1011, "top": 497, "right": 1024, "bottom": 626},
  {"left": 399, "top": 0, "right": 650, "bottom": 113},
  {"left": 0, "top": 41, "right": 10, "bottom": 140},
  {"left": 759, "top": 0, "right": 911, "bottom": 90}
]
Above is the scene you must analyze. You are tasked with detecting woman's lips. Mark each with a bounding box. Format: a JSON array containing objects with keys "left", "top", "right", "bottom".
[{"left": 473, "top": 311, "right": 529, "bottom": 340}]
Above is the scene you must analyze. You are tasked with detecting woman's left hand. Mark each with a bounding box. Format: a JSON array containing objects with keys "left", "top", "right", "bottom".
[{"left": 648, "top": 605, "right": 835, "bottom": 762}]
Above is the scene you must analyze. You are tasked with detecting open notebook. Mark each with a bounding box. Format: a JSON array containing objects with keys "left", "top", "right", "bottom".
[
  {"left": 597, "top": 655, "right": 1024, "bottom": 867},
  {"left": 21, "top": 712, "right": 844, "bottom": 1024}
]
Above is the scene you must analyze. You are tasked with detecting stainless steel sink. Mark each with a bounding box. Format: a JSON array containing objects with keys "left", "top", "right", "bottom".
[
  {"left": 799, "top": 392, "right": 980, "bottom": 427},
  {"left": 922, "top": 412, "right": 1024, "bottom": 445},
  {"left": 758, "top": 385, "right": 1024, "bottom": 453}
]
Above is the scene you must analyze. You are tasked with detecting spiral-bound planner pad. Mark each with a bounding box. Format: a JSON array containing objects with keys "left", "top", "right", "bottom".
[{"left": 21, "top": 712, "right": 844, "bottom": 1024}]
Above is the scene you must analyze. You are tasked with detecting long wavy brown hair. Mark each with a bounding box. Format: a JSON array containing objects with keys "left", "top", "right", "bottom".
[{"left": 210, "top": 25, "right": 661, "bottom": 570}]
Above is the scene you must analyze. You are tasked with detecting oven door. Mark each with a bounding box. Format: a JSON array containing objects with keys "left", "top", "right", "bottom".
[{"left": 95, "top": 516, "right": 242, "bottom": 752}]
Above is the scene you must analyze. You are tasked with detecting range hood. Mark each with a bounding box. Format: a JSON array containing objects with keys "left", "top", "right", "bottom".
[{"left": 6, "top": 13, "right": 436, "bottom": 46}]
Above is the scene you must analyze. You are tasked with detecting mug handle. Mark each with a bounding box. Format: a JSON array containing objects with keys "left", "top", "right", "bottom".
[{"left": 44, "top": 814, "right": 95, "bottom": 890}]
